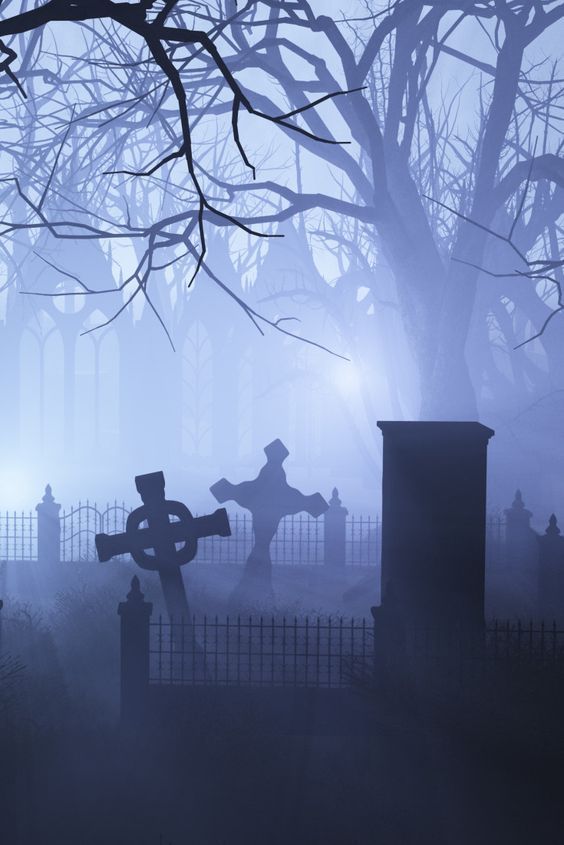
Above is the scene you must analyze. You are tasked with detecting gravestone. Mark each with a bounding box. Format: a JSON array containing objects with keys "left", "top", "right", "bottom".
[
  {"left": 377, "top": 421, "right": 494, "bottom": 631},
  {"left": 96, "top": 471, "right": 230, "bottom": 620},
  {"left": 210, "top": 439, "right": 328, "bottom": 603}
]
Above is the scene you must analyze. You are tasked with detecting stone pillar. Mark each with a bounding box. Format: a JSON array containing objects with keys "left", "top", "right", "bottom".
[
  {"left": 324, "top": 488, "right": 348, "bottom": 568},
  {"left": 503, "top": 490, "right": 539, "bottom": 617},
  {"left": 36, "top": 484, "right": 61, "bottom": 565},
  {"left": 538, "top": 514, "right": 564, "bottom": 622},
  {"left": 377, "top": 421, "right": 494, "bottom": 631},
  {"left": 118, "top": 576, "right": 153, "bottom": 723},
  {"left": 504, "top": 490, "right": 537, "bottom": 564}
]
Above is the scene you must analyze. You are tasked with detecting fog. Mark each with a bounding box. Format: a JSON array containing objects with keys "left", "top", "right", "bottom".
[
  {"left": 1, "top": 2, "right": 564, "bottom": 843},
  {"left": 0, "top": 4, "right": 562, "bottom": 518}
]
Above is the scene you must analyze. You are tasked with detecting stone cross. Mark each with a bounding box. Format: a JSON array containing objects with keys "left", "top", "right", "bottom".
[
  {"left": 96, "top": 471, "right": 230, "bottom": 620},
  {"left": 210, "top": 439, "right": 328, "bottom": 600}
]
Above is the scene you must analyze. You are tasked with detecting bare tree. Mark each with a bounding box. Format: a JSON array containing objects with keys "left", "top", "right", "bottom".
[
  {"left": 177, "top": 1, "right": 564, "bottom": 418},
  {"left": 0, "top": 0, "right": 358, "bottom": 353},
  {"left": 1, "top": 0, "right": 564, "bottom": 426}
]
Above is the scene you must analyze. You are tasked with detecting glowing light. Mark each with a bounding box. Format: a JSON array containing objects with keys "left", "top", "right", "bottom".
[
  {"left": 333, "top": 361, "right": 362, "bottom": 397},
  {"left": 0, "top": 467, "right": 37, "bottom": 509}
]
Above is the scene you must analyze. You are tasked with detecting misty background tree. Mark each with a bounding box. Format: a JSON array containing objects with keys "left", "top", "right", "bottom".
[{"left": 0, "top": 0, "right": 563, "bottom": 508}]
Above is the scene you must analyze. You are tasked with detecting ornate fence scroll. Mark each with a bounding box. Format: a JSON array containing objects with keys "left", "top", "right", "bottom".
[{"left": 60, "top": 502, "right": 131, "bottom": 562}]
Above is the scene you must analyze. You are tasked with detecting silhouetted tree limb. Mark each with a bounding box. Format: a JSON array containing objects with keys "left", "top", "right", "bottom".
[
  {"left": 1, "top": 0, "right": 564, "bottom": 403},
  {"left": 0, "top": 0, "right": 362, "bottom": 350}
]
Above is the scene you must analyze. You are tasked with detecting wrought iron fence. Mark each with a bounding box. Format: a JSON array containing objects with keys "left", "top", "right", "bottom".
[
  {"left": 398, "top": 620, "right": 564, "bottom": 663},
  {"left": 380, "top": 621, "right": 564, "bottom": 692},
  {"left": 147, "top": 615, "right": 564, "bottom": 691},
  {"left": 196, "top": 511, "right": 378, "bottom": 566},
  {"left": 1, "top": 503, "right": 510, "bottom": 568},
  {"left": 485, "top": 620, "right": 564, "bottom": 665},
  {"left": 60, "top": 502, "right": 131, "bottom": 562},
  {"left": 149, "top": 614, "right": 373, "bottom": 688},
  {"left": 0, "top": 503, "right": 383, "bottom": 566},
  {"left": 347, "top": 514, "right": 380, "bottom": 566},
  {"left": 0, "top": 511, "right": 37, "bottom": 561}
]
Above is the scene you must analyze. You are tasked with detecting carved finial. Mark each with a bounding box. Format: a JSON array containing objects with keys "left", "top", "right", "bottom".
[
  {"left": 127, "top": 575, "right": 144, "bottom": 602},
  {"left": 43, "top": 484, "right": 54, "bottom": 504},
  {"left": 513, "top": 489, "right": 524, "bottom": 509},
  {"left": 505, "top": 488, "right": 532, "bottom": 521},
  {"left": 330, "top": 487, "right": 341, "bottom": 507},
  {"left": 546, "top": 514, "right": 561, "bottom": 536}
]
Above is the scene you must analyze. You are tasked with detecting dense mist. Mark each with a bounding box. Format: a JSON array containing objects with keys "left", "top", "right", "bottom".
[{"left": 1, "top": 2, "right": 563, "bottom": 844}]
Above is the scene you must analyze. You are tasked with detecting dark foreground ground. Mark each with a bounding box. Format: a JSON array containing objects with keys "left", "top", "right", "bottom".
[
  {"left": 1, "top": 582, "right": 563, "bottom": 845},
  {"left": 2, "top": 678, "right": 564, "bottom": 845}
]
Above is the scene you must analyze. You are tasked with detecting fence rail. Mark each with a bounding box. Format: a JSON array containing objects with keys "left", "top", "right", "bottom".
[
  {"left": 149, "top": 615, "right": 373, "bottom": 688},
  {"left": 0, "top": 511, "right": 37, "bottom": 561},
  {"left": 1, "top": 502, "right": 382, "bottom": 567},
  {"left": 4, "top": 483, "right": 546, "bottom": 571},
  {"left": 147, "top": 615, "right": 564, "bottom": 690},
  {"left": 0, "top": 498, "right": 518, "bottom": 568},
  {"left": 486, "top": 620, "right": 564, "bottom": 664},
  {"left": 60, "top": 502, "right": 131, "bottom": 563},
  {"left": 395, "top": 621, "right": 564, "bottom": 662}
]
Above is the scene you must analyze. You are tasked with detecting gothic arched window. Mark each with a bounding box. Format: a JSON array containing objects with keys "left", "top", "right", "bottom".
[
  {"left": 75, "top": 310, "right": 119, "bottom": 454},
  {"left": 20, "top": 311, "right": 65, "bottom": 455},
  {"left": 237, "top": 348, "right": 253, "bottom": 458}
]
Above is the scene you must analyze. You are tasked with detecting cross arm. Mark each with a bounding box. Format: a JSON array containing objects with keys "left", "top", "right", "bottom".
[
  {"left": 210, "top": 478, "right": 257, "bottom": 510},
  {"left": 209, "top": 477, "right": 235, "bottom": 504},
  {"left": 96, "top": 509, "right": 230, "bottom": 563},
  {"left": 280, "top": 486, "right": 328, "bottom": 519},
  {"left": 193, "top": 509, "right": 231, "bottom": 539}
]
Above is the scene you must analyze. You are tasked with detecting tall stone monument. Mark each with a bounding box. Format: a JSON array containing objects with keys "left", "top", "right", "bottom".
[{"left": 377, "top": 421, "right": 494, "bottom": 630}]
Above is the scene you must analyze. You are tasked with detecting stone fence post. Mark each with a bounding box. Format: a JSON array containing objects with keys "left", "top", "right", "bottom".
[
  {"left": 36, "top": 485, "right": 61, "bottom": 565},
  {"left": 504, "top": 490, "right": 538, "bottom": 566},
  {"left": 538, "top": 514, "right": 564, "bottom": 622},
  {"left": 324, "top": 488, "right": 348, "bottom": 568},
  {"left": 118, "top": 576, "right": 153, "bottom": 723},
  {"left": 496, "top": 490, "right": 539, "bottom": 618}
]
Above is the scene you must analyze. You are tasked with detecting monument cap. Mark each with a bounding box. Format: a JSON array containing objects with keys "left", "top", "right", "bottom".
[{"left": 135, "top": 471, "right": 166, "bottom": 502}]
